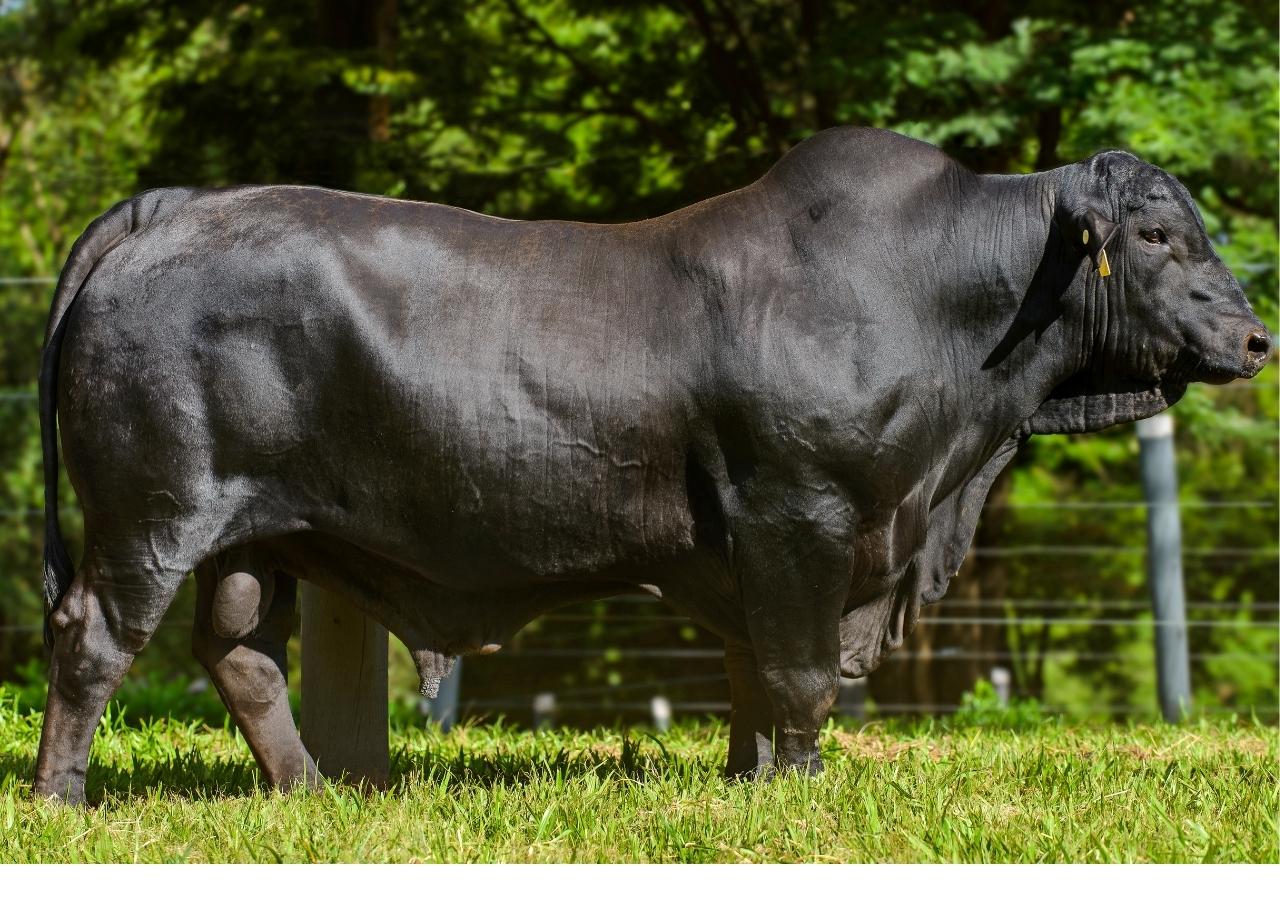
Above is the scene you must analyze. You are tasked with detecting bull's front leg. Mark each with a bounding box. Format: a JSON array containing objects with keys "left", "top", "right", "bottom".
[
  {"left": 735, "top": 522, "right": 849, "bottom": 777},
  {"left": 723, "top": 641, "right": 775, "bottom": 779},
  {"left": 747, "top": 629, "right": 839, "bottom": 778}
]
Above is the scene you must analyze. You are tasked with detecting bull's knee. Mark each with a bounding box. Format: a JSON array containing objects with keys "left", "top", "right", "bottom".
[
  {"left": 46, "top": 576, "right": 86, "bottom": 645},
  {"left": 47, "top": 577, "right": 137, "bottom": 697},
  {"left": 211, "top": 645, "right": 287, "bottom": 718}
]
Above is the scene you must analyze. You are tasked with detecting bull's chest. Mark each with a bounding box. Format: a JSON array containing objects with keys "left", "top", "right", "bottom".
[
  {"left": 841, "top": 434, "right": 1017, "bottom": 609},
  {"left": 846, "top": 490, "right": 933, "bottom": 603}
]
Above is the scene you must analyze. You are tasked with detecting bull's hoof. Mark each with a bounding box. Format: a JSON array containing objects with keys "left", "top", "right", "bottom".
[
  {"left": 266, "top": 754, "right": 324, "bottom": 794},
  {"left": 32, "top": 777, "right": 87, "bottom": 806},
  {"left": 776, "top": 752, "right": 824, "bottom": 777},
  {"left": 774, "top": 731, "right": 824, "bottom": 777},
  {"left": 724, "top": 760, "right": 775, "bottom": 782}
]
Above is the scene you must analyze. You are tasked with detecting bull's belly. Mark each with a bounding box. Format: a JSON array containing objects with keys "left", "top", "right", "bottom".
[
  {"left": 60, "top": 362, "right": 704, "bottom": 597},
  {"left": 257, "top": 520, "right": 735, "bottom": 657}
]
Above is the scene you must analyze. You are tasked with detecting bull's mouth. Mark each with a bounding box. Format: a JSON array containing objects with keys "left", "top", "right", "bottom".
[
  {"left": 1185, "top": 327, "right": 1273, "bottom": 383},
  {"left": 1027, "top": 337, "right": 1271, "bottom": 434},
  {"left": 1045, "top": 371, "right": 1189, "bottom": 405},
  {"left": 1195, "top": 367, "right": 1245, "bottom": 385},
  {"left": 1189, "top": 356, "right": 1267, "bottom": 384}
]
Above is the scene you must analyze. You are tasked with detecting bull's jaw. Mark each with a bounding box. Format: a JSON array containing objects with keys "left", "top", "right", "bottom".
[
  {"left": 1189, "top": 348, "right": 1272, "bottom": 384},
  {"left": 1026, "top": 370, "right": 1188, "bottom": 435}
]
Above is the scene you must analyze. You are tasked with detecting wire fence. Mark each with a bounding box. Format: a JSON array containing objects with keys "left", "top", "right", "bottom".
[{"left": 0, "top": 274, "right": 1276, "bottom": 727}]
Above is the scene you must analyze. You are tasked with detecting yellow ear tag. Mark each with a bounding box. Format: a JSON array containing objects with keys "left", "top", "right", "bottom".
[
  {"left": 1082, "top": 229, "right": 1090, "bottom": 245},
  {"left": 1098, "top": 248, "right": 1111, "bottom": 278}
]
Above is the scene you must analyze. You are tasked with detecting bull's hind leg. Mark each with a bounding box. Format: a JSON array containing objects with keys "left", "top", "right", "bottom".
[
  {"left": 191, "top": 558, "right": 319, "bottom": 790},
  {"left": 34, "top": 562, "right": 182, "bottom": 804}
]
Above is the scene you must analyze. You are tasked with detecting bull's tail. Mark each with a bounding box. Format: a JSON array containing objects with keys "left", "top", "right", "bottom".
[{"left": 39, "top": 189, "right": 192, "bottom": 645}]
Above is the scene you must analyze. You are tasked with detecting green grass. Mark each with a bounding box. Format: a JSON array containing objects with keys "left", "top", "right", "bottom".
[{"left": 0, "top": 694, "right": 1275, "bottom": 862}]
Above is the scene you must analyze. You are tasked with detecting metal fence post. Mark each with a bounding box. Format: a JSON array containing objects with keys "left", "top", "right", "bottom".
[
  {"left": 300, "top": 584, "right": 390, "bottom": 786},
  {"left": 989, "top": 666, "right": 1012, "bottom": 707},
  {"left": 419, "top": 659, "right": 462, "bottom": 732},
  {"left": 1136, "top": 413, "right": 1193, "bottom": 723},
  {"left": 650, "top": 695, "right": 672, "bottom": 732},
  {"left": 532, "top": 692, "right": 557, "bottom": 729}
]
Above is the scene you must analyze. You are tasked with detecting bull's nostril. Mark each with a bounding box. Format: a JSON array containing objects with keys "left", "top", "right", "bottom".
[{"left": 1246, "top": 331, "right": 1271, "bottom": 356}]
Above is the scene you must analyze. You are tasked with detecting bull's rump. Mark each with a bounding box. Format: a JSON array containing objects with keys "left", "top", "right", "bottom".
[{"left": 59, "top": 186, "right": 704, "bottom": 580}]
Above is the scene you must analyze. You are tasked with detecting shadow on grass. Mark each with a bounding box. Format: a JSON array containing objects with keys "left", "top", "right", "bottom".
[
  {"left": 0, "top": 749, "right": 266, "bottom": 804},
  {"left": 387, "top": 731, "right": 705, "bottom": 789},
  {"left": 0, "top": 732, "right": 710, "bottom": 803}
]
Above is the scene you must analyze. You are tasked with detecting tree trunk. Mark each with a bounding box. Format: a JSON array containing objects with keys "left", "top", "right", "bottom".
[{"left": 369, "top": 0, "right": 397, "bottom": 143}]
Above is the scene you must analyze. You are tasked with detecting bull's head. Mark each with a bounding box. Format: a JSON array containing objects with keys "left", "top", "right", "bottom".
[{"left": 1056, "top": 151, "right": 1272, "bottom": 390}]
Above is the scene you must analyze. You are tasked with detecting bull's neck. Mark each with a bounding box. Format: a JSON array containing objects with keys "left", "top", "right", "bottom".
[
  {"left": 679, "top": 162, "right": 1091, "bottom": 440},
  {"left": 937, "top": 170, "right": 1086, "bottom": 434}
]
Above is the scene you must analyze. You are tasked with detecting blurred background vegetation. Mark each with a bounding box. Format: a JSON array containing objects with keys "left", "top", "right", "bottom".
[{"left": 0, "top": 0, "right": 1275, "bottom": 724}]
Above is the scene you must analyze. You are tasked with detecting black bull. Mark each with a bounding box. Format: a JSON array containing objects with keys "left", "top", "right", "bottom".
[{"left": 33, "top": 127, "right": 1270, "bottom": 801}]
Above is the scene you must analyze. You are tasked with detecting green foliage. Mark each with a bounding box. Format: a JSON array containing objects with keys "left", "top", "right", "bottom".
[
  {"left": 4, "top": 658, "right": 231, "bottom": 725},
  {"left": 949, "top": 679, "right": 1046, "bottom": 731},
  {"left": 0, "top": 0, "right": 1275, "bottom": 715},
  {"left": 0, "top": 688, "right": 1274, "bottom": 862}
]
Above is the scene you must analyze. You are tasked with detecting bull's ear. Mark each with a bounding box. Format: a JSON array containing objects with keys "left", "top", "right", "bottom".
[{"left": 1057, "top": 194, "right": 1118, "bottom": 277}]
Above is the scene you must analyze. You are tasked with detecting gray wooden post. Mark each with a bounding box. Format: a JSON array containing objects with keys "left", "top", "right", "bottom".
[
  {"left": 300, "top": 584, "right": 390, "bottom": 787},
  {"left": 1136, "top": 413, "right": 1193, "bottom": 723}
]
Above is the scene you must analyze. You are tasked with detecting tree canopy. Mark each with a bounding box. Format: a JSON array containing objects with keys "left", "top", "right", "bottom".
[{"left": 0, "top": 0, "right": 1274, "bottom": 719}]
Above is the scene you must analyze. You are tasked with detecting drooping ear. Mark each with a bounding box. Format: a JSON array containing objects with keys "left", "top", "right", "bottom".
[{"left": 1056, "top": 176, "right": 1118, "bottom": 277}]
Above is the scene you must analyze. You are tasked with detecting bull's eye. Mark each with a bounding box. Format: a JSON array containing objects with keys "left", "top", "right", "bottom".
[{"left": 1140, "top": 228, "right": 1167, "bottom": 245}]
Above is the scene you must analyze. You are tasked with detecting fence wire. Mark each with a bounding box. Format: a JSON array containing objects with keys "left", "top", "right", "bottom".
[{"left": 0, "top": 274, "right": 1276, "bottom": 723}]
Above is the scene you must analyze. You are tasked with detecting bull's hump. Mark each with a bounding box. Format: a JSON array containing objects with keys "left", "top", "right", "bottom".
[
  {"left": 114, "top": 128, "right": 957, "bottom": 251},
  {"left": 764, "top": 127, "right": 963, "bottom": 204}
]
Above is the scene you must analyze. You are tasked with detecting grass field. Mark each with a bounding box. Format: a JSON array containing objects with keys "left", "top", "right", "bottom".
[{"left": 0, "top": 693, "right": 1275, "bottom": 863}]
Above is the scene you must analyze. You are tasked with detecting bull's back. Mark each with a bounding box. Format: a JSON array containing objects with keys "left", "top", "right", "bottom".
[{"left": 61, "top": 186, "right": 707, "bottom": 580}]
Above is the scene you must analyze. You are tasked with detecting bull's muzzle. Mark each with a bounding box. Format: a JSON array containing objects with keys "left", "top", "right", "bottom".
[
  {"left": 1192, "top": 316, "right": 1272, "bottom": 384},
  {"left": 1243, "top": 328, "right": 1272, "bottom": 375}
]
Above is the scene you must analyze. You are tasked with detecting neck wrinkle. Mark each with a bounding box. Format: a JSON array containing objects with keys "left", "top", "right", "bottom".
[
  {"left": 1024, "top": 190, "right": 1182, "bottom": 435},
  {"left": 961, "top": 170, "right": 1085, "bottom": 420}
]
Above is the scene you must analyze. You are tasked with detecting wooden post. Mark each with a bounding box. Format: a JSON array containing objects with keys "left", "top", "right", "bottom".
[
  {"left": 1137, "top": 413, "right": 1193, "bottom": 723},
  {"left": 300, "top": 584, "right": 389, "bottom": 787}
]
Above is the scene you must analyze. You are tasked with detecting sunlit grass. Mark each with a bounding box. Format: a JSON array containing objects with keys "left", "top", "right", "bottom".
[{"left": 0, "top": 695, "right": 1274, "bottom": 863}]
